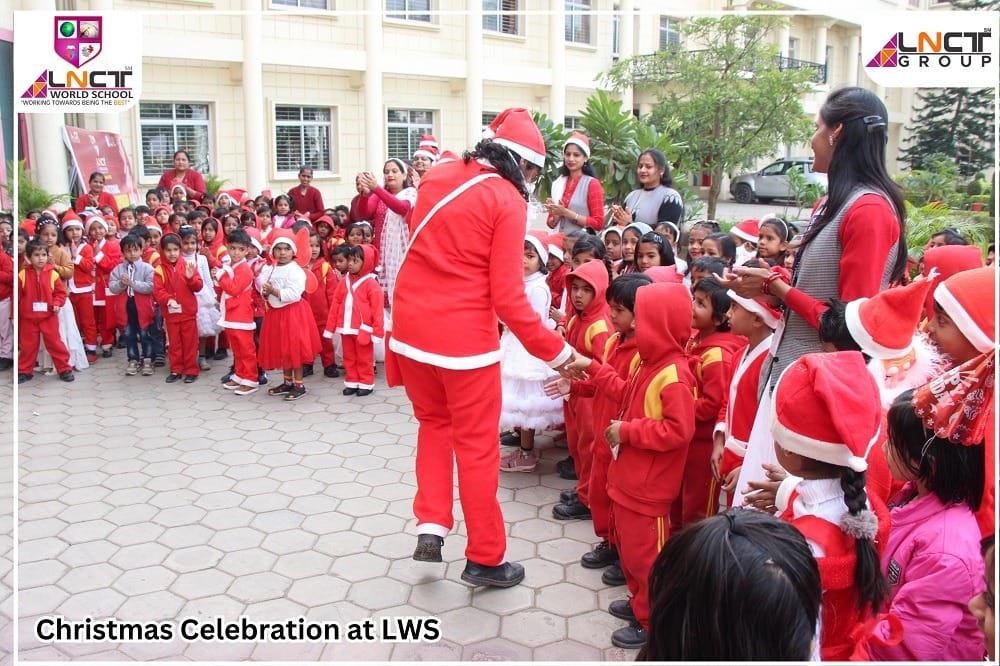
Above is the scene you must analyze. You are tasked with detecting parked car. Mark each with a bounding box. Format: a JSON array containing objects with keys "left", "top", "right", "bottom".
[{"left": 729, "top": 158, "right": 828, "bottom": 204}]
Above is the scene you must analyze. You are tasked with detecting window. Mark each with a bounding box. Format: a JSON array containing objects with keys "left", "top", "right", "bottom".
[
  {"left": 483, "top": 0, "right": 518, "bottom": 35},
  {"left": 612, "top": 6, "right": 620, "bottom": 56},
  {"left": 272, "top": 0, "right": 328, "bottom": 8},
  {"left": 387, "top": 109, "right": 434, "bottom": 160},
  {"left": 386, "top": 0, "right": 431, "bottom": 22},
  {"left": 139, "top": 102, "right": 211, "bottom": 181},
  {"left": 564, "top": 116, "right": 582, "bottom": 131},
  {"left": 482, "top": 111, "right": 498, "bottom": 132},
  {"left": 274, "top": 105, "right": 333, "bottom": 174},
  {"left": 659, "top": 16, "right": 680, "bottom": 50},
  {"left": 787, "top": 37, "right": 798, "bottom": 61},
  {"left": 565, "top": 0, "right": 591, "bottom": 44}
]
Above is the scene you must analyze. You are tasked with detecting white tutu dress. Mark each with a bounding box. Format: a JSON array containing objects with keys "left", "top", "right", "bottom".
[
  {"left": 499, "top": 271, "right": 563, "bottom": 431},
  {"left": 39, "top": 296, "right": 89, "bottom": 371}
]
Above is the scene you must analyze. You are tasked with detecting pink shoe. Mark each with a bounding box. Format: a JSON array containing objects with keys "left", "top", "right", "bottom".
[{"left": 500, "top": 449, "right": 538, "bottom": 473}]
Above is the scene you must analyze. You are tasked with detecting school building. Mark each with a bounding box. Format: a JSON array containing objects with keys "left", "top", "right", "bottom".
[{"left": 15, "top": 0, "right": 948, "bottom": 210}]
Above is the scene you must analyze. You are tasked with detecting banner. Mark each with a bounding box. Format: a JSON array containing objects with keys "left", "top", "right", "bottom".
[{"left": 62, "top": 125, "right": 140, "bottom": 209}]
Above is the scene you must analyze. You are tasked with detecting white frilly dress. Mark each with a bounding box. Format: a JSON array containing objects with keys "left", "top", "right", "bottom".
[{"left": 499, "top": 271, "right": 563, "bottom": 432}]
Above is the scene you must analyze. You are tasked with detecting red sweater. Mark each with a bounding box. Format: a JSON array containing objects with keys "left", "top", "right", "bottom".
[
  {"left": 304, "top": 258, "right": 339, "bottom": 327},
  {"left": 157, "top": 169, "right": 206, "bottom": 201},
  {"left": 92, "top": 238, "right": 122, "bottom": 306},
  {"left": 0, "top": 251, "right": 13, "bottom": 302},
  {"left": 153, "top": 258, "right": 204, "bottom": 321},
  {"left": 352, "top": 186, "right": 413, "bottom": 251},
  {"left": 688, "top": 330, "right": 746, "bottom": 444},
  {"left": 18, "top": 264, "right": 67, "bottom": 320},
  {"left": 391, "top": 155, "right": 570, "bottom": 369},
  {"left": 75, "top": 191, "right": 119, "bottom": 214},
  {"left": 287, "top": 185, "right": 326, "bottom": 221}
]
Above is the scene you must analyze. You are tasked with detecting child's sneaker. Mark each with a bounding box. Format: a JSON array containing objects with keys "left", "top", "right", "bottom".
[
  {"left": 268, "top": 382, "right": 294, "bottom": 396},
  {"left": 222, "top": 380, "right": 240, "bottom": 390},
  {"left": 58, "top": 370, "right": 75, "bottom": 382},
  {"left": 17, "top": 373, "right": 32, "bottom": 384},
  {"left": 125, "top": 360, "right": 139, "bottom": 376},
  {"left": 141, "top": 359, "right": 154, "bottom": 376},
  {"left": 500, "top": 449, "right": 538, "bottom": 473},
  {"left": 198, "top": 356, "right": 211, "bottom": 371},
  {"left": 234, "top": 385, "right": 258, "bottom": 396},
  {"left": 284, "top": 384, "right": 307, "bottom": 401}
]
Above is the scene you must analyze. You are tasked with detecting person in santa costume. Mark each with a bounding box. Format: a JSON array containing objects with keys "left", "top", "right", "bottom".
[
  {"left": 88, "top": 215, "right": 123, "bottom": 357},
  {"left": 411, "top": 134, "right": 439, "bottom": 180},
  {"left": 324, "top": 243, "right": 383, "bottom": 397},
  {"left": 214, "top": 228, "right": 259, "bottom": 396},
  {"left": 390, "top": 107, "right": 583, "bottom": 588}
]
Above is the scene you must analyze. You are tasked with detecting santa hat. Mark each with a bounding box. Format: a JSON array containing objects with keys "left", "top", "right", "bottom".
[
  {"left": 86, "top": 217, "right": 109, "bottom": 232},
  {"left": 270, "top": 235, "right": 295, "bottom": 254},
  {"left": 657, "top": 220, "right": 680, "bottom": 243},
  {"left": 564, "top": 132, "right": 590, "bottom": 159},
  {"left": 483, "top": 107, "right": 546, "bottom": 168},
  {"left": 844, "top": 279, "right": 932, "bottom": 359},
  {"left": 525, "top": 231, "right": 549, "bottom": 265},
  {"left": 547, "top": 233, "right": 565, "bottom": 262},
  {"left": 771, "top": 351, "right": 882, "bottom": 473},
  {"left": 934, "top": 267, "right": 996, "bottom": 353},
  {"left": 153, "top": 205, "right": 171, "bottom": 217},
  {"left": 61, "top": 212, "right": 84, "bottom": 232},
  {"left": 170, "top": 183, "right": 186, "bottom": 194},
  {"left": 921, "top": 245, "right": 983, "bottom": 317},
  {"left": 645, "top": 266, "right": 684, "bottom": 284},
  {"left": 413, "top": 134, "right": 440, "bottom": 162},
  {"left": 727, "top": 290, "right": 782, "bottom": 329},
  {"left": 731, "top": 218, "right": 759, "bottom": 244},
  {"left": 145, "top": 221, "right": 162, "bottom": 233},
  {"left": 243, "top": 227, "right": 264, "bottom": 252}
]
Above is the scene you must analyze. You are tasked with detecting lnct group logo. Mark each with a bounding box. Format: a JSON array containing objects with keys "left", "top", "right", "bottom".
[{"left": 54, "top": 17, "right": 103, "bottom": 68}]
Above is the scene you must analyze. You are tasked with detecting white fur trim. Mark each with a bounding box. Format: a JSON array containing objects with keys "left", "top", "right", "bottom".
[
  {"left": 774, "top": 474, "right": 803, "bottom": 514},
  {"left": 524, "top": 235, "right": 548, "bottom": 265},
  {"left": 727, "top": 291, "right": 780, "bottom": 329},
  {"left": 492, "top": 137, "right": 546, "bottom": 168},
  {"left": 416, "top": 523, "right": 450, "bottom": 538},
  {"left": 935, "top": 281, "right": 994, "bottom": 353},
  {"left": 844, "top": 297, "right": 912, "bottom": 359},
  {"left": 564, "top": 136, "right": 590, "bottom": 158},
  {"left": 413, "top": 148, "right": 437, "bottom": 161},
  {"left": 389, "top": 336, "right": 503, "bottom": 370},
  {"left": 322, "top": 329, "right": 334, "bottom": 339},
  {"left": 724, "top": 436, "right": 748, "bottom": 458},
  {"left": 730, "top": 226, "right": 757, "bottom": 243},
  {"left": 547, "top": 244, "right": 563, "bottom": 260}
]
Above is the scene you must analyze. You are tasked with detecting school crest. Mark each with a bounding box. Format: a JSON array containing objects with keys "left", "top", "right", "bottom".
[{"left": 54, "top": 16, "right": 102, "bottom": 68}]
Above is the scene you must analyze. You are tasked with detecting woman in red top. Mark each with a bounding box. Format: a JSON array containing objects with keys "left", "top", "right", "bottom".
[
  {"left": 75, "top": 171, "right": 119, "bottom": 215},
  {"left": 156, "top": 150, "right": 206, "bottom": 202},
  {"left": 545, "top": 133, "right": 605, "bottom": 234},
  {"left": 287, "top": 166, "right": 326, "bottom": 221}
]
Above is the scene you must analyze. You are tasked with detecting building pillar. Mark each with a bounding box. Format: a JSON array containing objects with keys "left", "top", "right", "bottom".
[
  {"left": 548, "top": 0, "right": 565, "bottom": 125},
  {"left": 778, "top": 24, "right": 790, "bottom": 57},
  {"left": 619, "top": 0, "right": 634, "bottom": 114},
  {"left": 242, "top": 8, "right": 266, "bottom": 193},
  {"left": 466, "top": 5, "right": 483, "bottom": 147},
  {"left": 364, "top": 0, "right": 384, "bottom": 168}
]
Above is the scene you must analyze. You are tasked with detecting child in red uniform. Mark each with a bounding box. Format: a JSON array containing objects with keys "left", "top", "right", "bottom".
[
  {"left": 324, "top": 244, "right": 383, "bottom": 397},
  {"left": 711, "top": 291, "right": 780, "bottom": 510},
  {"left": 552, "top": 259, "right": 611, "bottom": 519},
  {"left": 304, "top": 231, "right": 340, "bottom": 378},
  {"left": 772, "top": 351, "right": 890, "bottom": 661},
  {"left": 60, "top": 213, "right": 99, "bottom": 362},
  {"left": 153, "top": 233, "right": 204, "bottom": 383},
  {"left": 18, "top": 240, "right": 75, "bottom": 383},
  {"left": 0, "top": 246, "right": 12, "bottom": 370},
  {"left": 214, "top": 229, "right": 259, "bottom": 396},
  {"left": 88, "top": 216, "right": 122, "bottom": 357},
  {"left": 577, "top": 282, "right": 696, "bottom": 649},
  {"left": 679, "top": 278, "right": 745, "bottom": 530}
]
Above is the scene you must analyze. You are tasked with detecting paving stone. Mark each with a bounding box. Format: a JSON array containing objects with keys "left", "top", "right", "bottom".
[
  {"left": 157, "top": 524, "right": 214, "bottom": 549},
  {"left": 58, "top": 562, "right": 124, "bottom": 594},
  {"left": 108, "top": 542, "right": 171, "bottom": 569},
  {"left": 287, "top": 574, "right": 350, "bottom": 608},
  {"left": 347, "top": 577, "right": 410, "bottom": 610},
  {"left": 162, "top": 545, "right": 224, "bottom": 573},
  {"left": 114, "top": 590, "right": 185, "bottom": 622},
  {"left": 273, "top": 550, "right": 335, "bottom": 579},
  {"left": 227, "top": 571, "right": 292, "bottom": 603},
  {"left": 462, "top": 636, "right": 534, "bottom": 660},
  {"left": 409, "top": 579, "right": 473, "bottom": 613},
  {"left": 56, "top": 588, "right": 125, "bottom": 618},
  {"left": 19, "top": 560, "right": 68, "bottom": 589},
  {"left": 328, "top": 552, "right": 388, "bottom": 582},
  {"left": 535, "top": 638, "right": 605, "bottom": 661},
  {"left": 192, "top": 490, "right": 245, "bottom": 510},
  {"left": 391, "top": 638, "right": 463, "bottom": 661},
  {"left": 216, "top": 548, "right": 278, "bottom": 577},
  {"left": 169, "top": 569, "right": 235, "bottom": 599},
  {"left": 112, "top": 565, "right": 177, "bottom": 596},
  {"left": 501, "top": 608, "right": 567, "bottom": 647},
  {"left": 437, "top": 606, "right": 501, "bottom": 645}
]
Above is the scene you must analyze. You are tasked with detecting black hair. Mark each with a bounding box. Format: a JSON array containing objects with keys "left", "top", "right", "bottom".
[
  {"left": 840, "top": 466, "right": 889, "bottom": 613},
  {"left": 25, "top": 239, "right": 48, "bottom": 258},
  {"left": 212, "top": 206, "right": 231, "bottom": 219},
  {"left": 226, "top": 228, "right": 252, "bottom": 248},
  {"left": 886, "top": 389, "right": 984, "bottom": 511},
  {"left": 239, "top": 211, "right": 257, "bottom": 227},
  {"left": 298, "top": 166, "right": 313, "bottom": 176},
  {"left": 817, "top": 299, "right": 862, "bottom": 353},
  {"left": 172, "top": 149, "right": 192, "bottom": 162},
  {"left": 571, "top": 234, "right": 614, "bottom": 283},
  {"left": 559, "top": 141, "right": 598, "bottom": 178},
  {"left": 346, "top": 244, "right": 365, "bottom": 262},
  {"left": 87, "top": 171, "right": 104, "bottom": 184},
  {"left": 254, "top": 194, "right": 272, "bottom": 207},
  {"left": 760, "top": 216, "right": 793, "bottom": 243},
  {"left": 119, "top": 234, "right": 143, "bottom": 251},
  {"left": 685, "top": 220, "right": 722, "bottom": 264},
  {"left": 705, "top": 232, "right": 736, "bottom": 266},
  {"left": 134, "top": 205, "right": 150, "bottom": 216},
  {"left": 167, "top": 213, "right": 186, "bottom": 228},
  {"left": 693, "top": 278, "right": 732, "bottom": 332},
  {"left": 930, "top": 229, "right": 969, "bottom": 246},
  {"left": 809, "top": 86, "right": 907, "bottom": 282},
  {"left": 653, "top": 221, "right": 679, "bottom": 245},
  {"left": 639, "top": 148, "right": 673, "bottom": 187},
  {"left": 689, "top": 256, "right": 728, "bottom": 278},
  {"left": 344, "top": 222, "right": 367, "bottom": 242},
  {"left": 145, "top": 188, "right": 160, "bottom": 200},
  {"left": 273, "top": 194, "right": 293, "bottom": 210},
  {"left": 524, "top": 240, "right": 548, "bottom": 275},
  {"left": 117, "top": 206, "right": 135, "bottom": 221},
  {"left": 384, "top": 158, "right": 414, "bottom": 190},
  {"left": 290, "top": 219, "right": 312, "bottom": 234},
  {"left": 255, "top": 204, "right": 272, "bottom": 217},
  {"left": 463, "top": 139, "right": 530, "bottom": 201},
  {"left": 178, "top": 227, "right": 199, "bottom": 244},
  {"left": 331, "top": 244, "right": 352, "bottom": 259},
  {"left": 186, "top": 210, "right": 205, "bottom": 223},
  {"left": 315, "top": 217, "right": 335, "bottom": 233},
  {"left": 172, "top": 201, "right": 187, "bottom": 213},
  {"left": 160, "top": 233, "right": 181, "bottom": 249},
  {"left": 635, "top": 231, "right": 675, "bottom": 271},
  {"left": 639, "top": 510, "right": 821, "bottom": 661},
  {"left": 606, "top": 272, "right": 653, "bottom": 312},
  {"left": 131, "top": 224, "right": 151, "bottom": 242}
]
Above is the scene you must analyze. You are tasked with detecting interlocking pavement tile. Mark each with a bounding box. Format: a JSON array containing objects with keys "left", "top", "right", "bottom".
[
  {"left": 287, "top": 574, "right": 349, "bottom": 608},
  {"left": 208, "top": 526, "right": 266, "bottom": 551},
  {"left": 55, "top": 540, "right": 117, "bottom": 568},
  {"left": 536, "top": 581, "right": 598, "bottom": 616},
  {"left": 162, "top": 545, "right": 224, "bottom": 573},
  {"left": 273, "top": 550, "right": 335, "bottom": 579},
  {"left": 409, "top": 579, "right": 473, "bottom": 614},
  {"left": 193, "top": 490, "right": 245, "bottom": 510},
  {"left": 347, "top": 577, "right": 409, "bottom": 610},
  {"left": 245, "top": 597, "right": 307, "bottom": 620},
  {"left": 538, "top": 536, "right": 594, "bottom": 565},
  {"left": 470, "top": 583, "right": 534, "bottom": 615},
  {"left": 328, "top": 552, "right": 388, "bottom": 582},
  {"left": 18, "top": 585, "right": 69, "bottom": 617},
  {"left": 535, "top": 639, "right": 605, "bottom": 661},
  {"left": 58, "top": 562, "right": 124, "bottom": 594},
  {"left": 251, "top": 638, "right": 325, "bottom": 662},
  {"left": 111, "top": 565, "right": 178, "bottom": 596},
  {"left": 156, "top": 524, "right": 214, "bottom": 549},
  {"left": 216, "top": 548, "right": 278, "bottom": 577},
  {"left": 19, "top": 560, "right": 68, "bottom": 589},
  {"left": 436, "top": 606, "right": 500, "bottom": 645},
  {"left": 260, "top": 528, "right": 318, "bottom": 556},
  {"left": 390, "top": 638, "right": 463, "bottom": 661},
  {"left": 178, "top": 593, "right": 246, "bottom": 624},
  {"left": 321, "top": 638, "right": 394, "bottom": 662},
  {"left": 314, "top": 530, "right": 371, "bottom": 559},
  {"left": 462, "top": 636, "right": 534, "bottom": 661},
  {"left": 169, "top": 568, "right": 235, "bottom": 599},
  {"left": 227, "top": 571, "right": 292, "bottom": 604},
  {"left": 56, "top": 587, "right": 126, "bottom": 618},
  {"left": 518, "top": 557, "right": 568, "bottom": 590},
  {"left": 117, "top": 635, "right": 188, "bottom": 661}
]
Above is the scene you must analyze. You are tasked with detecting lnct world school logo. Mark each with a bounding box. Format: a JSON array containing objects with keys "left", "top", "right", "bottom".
[{"left": 54, "top": 16, "right": 102, "bottom": 68}]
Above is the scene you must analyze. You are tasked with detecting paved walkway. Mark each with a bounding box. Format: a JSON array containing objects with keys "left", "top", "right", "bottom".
[
  {"left": 1, "top": 378, "right": 11, "bottom": 666},
  {"left": 18, "top": 356, "right": 637, "bottom": 661}
]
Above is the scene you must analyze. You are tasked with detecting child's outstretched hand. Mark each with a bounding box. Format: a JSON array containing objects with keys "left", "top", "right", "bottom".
[
  {"left": 605, "top": 420, "right": 622, "bottom": 447},
  {"left": 721, "top": 466, "right": 741, "bottom": 494},
  {"left": 185, "top": 261, "right": 196, "bottom": 279},
  {"left": 544, "top": 377, "right": 571, "bottom": 399},
  {"left": 740, "top": 463, "right": 787, "bottom": 514},
  {"left": 562, "top": 352, "right": 591, "bottom": 378}
]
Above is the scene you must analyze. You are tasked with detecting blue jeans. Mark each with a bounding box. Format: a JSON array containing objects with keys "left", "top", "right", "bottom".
[
  {"left": 125, "top": 297, "right": 153, "bottom": 362},
  {"left": 150, "top": 304, "right": 165, "bottom": 359}
]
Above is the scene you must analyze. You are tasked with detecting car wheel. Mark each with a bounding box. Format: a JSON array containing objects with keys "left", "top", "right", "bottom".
[{"left": 734, "top": 184, "right": 753, "bottom": 204}]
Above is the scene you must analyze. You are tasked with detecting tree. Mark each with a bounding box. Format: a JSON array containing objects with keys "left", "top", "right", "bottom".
[
  {"left": 898, "top": 88, "right": 994, "bottom": 178},
  {"left": 602, "top": 14, "right": 816, "bottom": 219}
]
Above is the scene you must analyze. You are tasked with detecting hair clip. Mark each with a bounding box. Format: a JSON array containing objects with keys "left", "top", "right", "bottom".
[{"left": 863, "top": 115, "right": 887, "bottom": 132}]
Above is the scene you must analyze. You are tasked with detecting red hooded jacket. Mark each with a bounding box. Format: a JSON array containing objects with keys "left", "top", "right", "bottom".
[
  {"left": 18, "top": 264, "right": 67, "bottom": 320},
  {"left": 325, "top": 243, "right": 384, "bottom": 345},
  {"left": 216, "top": 258, "right": 255, "bottom": 330},
  {"left": 153, "top": 256, "right": 204, "bottom": 321},
  {"left": 564, "top": 259, "right": 612, "bottom": 360}
]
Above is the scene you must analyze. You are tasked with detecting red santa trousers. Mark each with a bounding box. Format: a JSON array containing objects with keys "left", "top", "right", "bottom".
[
  {"left": 19, "top": 317, "right": 72, "bottom": 375},
  {"left": 227, "top": 329, "right": 258, "bottom": 387},
  {"left": 317, "top": 326, "right": 336, "bottom": 367},
  {"left": 589, "top": 440, "right": 614, "bottom": 542},
  {"left": 670, "top": 437, "right": 717, "bottom": 534},
  {"left": 612, "top": 501, "right": 670, "bottom": 629},
  {"left": 165, "top": 318, "right": 199, "bottom": 376},
  {"left": 564, "top": 394, "right": 595, "bottom": 502},
  {"left": 342, "top": 335, "right": 374, "bottom": 389},
  {"left": 98, "top": 293, "right": 122, "bottom": 347},
  {"left": 398, "top": 354, "right": 506, "bottom": 566},
  {"left": 69, "top": 291, "right": 98, "bottom": 349}
]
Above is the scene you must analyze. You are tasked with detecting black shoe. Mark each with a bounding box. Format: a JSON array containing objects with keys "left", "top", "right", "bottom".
[
  {"left": 500, "top": 429, "right": 521, "bottom": 446},
  {"left": 213, "top": 349, "right": 228, "bottom": 360},
  {"left": 101, "top": 349, "right": 113, "bottom": 358},
  {"left": 611, "top": 621, "right": 647, "bottom": 650},
  {"left": 602, "top": 563, "right": 626, "bottom": 586},
  {"left": 557, "top": 457, "right": 577, "bottom": 480},
  {"left": 257, "top": 372, "right": 268, "bottom": 386},
  {"left": 553, "top": 499, "right": 591, "bottom": 521},
  {"left": 560, "top": 488, "right": 578, "bottom": 504},
  {"left": 115, "top": 338, "right": 126, "bottom": 349},
  {"left": 17, "top": 373, "right": 32, "bottom": 384},
  {"left": 412, "top": 534, "right": 444, "bottom": 562},
  {"left": 323, "top": 364, "right": 340, "bottom": 378},
  {"left": 220, "top": 372, "right": 232, "bottom": 383},
  {"left": 59, "top": 370, "right": 75, "bottom": 382},
  {"left": 581, "top": 541, "right": 619, "bottom": 569},
  {"left": 284, "top": 384, "right": 307, "bottom": 401},
  {"left": 165, "top": 373, "right": 182, "bottom": 383},
  {"left": 0, "top": 358, "right": 13, "bottom": 370},
  {"left": 153, "top": 356, "right": 166, "bottom": 367},
  {"left": 302, "top": 364, "right": 314, "bottom": 377},
  {"left": 268, "top": 382, "right": 294, "bottom": 396},
  {"left": 461, "top": 560, "right": 525, "bottom": 588},
  {"left": 608, "top": 599, "right": 636, "bottom": 622},
  {"left": 356, "top": 388, "right": 373, "bottom": 397},
  {"left": 183, "top": 374, "right": 198, "bottom": 383},
  {"left": 342, "top": 387, "right": 358, "bottom": 396}
]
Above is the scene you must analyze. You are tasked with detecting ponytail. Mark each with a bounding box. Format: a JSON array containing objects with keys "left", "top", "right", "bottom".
[{"left": 839, "top": 467, "right": 887, "bottom": 613}]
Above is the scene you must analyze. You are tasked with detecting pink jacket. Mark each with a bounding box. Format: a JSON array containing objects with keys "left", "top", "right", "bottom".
[{"left": 868, "top": 484, "right": 986, "bottom": 661}]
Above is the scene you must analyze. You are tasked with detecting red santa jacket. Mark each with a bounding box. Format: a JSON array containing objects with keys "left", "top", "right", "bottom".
[
  {"left": 324, "top": 244, "right": 383, "bottom": 345},
  {"left": 75, "top": 190, "right": 119, "bottom": 214},
  {"left": 216, "top": 259, "right": 255, "bottom": 330},
  {"left": 153, "top": 257, "right": 204, "bottom": 321},
  {"left": 391, "top": 154, "right": 570, "bottom": 370},
  {"left": 248, "top": 256, "right": 268, "bottom": 319},
  {"left": 91, "top": 237, "right": 122, "bottom": 306},
  {"left": 18, "top": 264, "right": 67, "bottom": 320},
  {"left": 596, "top": 283, "right": 697, "bottom": 517},
  {"left": 67, "top": 242, "right": 96, "bottom": 293},
  {"left": 688, "top": 330, "right": 746, "bottom": 445},
  {"left": 564, "top": 259, "right": 612, "bottom": 360},
  {"left": 304, "top": 257, "right": 339, "bottom": 327},
  {"left": 0, "top": 251, "right": 13, "bottom": 302},
  {"left": 579, "top": 331, "right": 641, "bottom": 467},
  {"left": 715, "top": 336, "right": 771, "bottom": 477}
]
